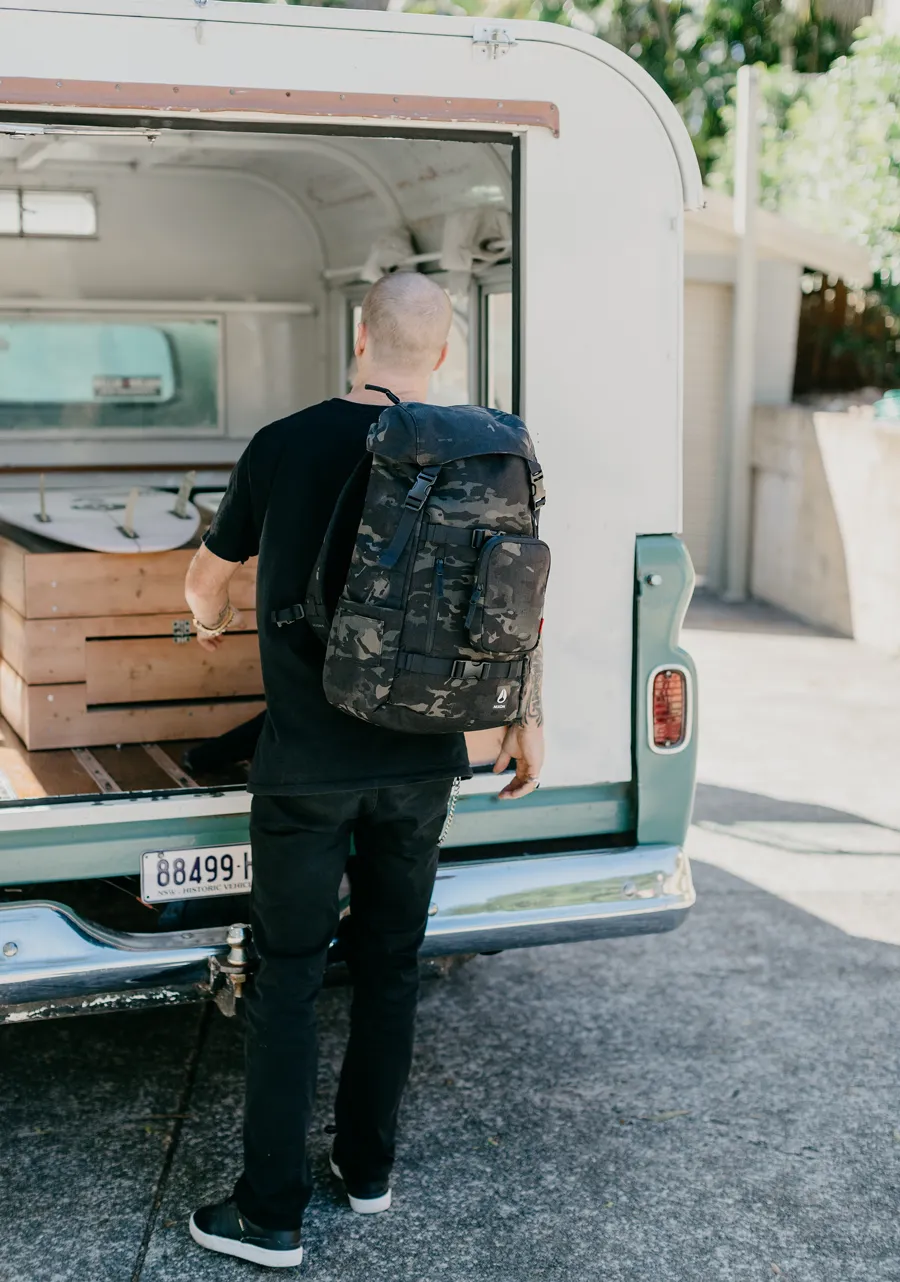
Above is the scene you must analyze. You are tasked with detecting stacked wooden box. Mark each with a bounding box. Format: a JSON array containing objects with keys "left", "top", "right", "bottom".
[{"left": 0, "top": 526, "right": 264, "bottom": 750}]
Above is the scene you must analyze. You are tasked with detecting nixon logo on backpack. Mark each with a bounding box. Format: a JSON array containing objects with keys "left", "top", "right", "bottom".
[{"left": 283, "top": 389, "right": 550, "bottom": 735}]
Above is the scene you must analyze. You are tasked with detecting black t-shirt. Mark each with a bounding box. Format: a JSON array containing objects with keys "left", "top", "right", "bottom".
[{"left": 204, "top": 398, "right": 471, "bottom": 795}]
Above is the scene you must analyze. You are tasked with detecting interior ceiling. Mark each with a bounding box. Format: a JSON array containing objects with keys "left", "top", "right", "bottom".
[{"left": 0, "top": 129, "right": 512, "bottom": 272}]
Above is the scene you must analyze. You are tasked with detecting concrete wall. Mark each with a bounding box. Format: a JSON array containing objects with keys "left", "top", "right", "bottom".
[
  {"left": 682, "top": 259, "right": 802, "bottom": 580},
  {"left": 751, "top": 406, "right": 900, "bottom": 652}
]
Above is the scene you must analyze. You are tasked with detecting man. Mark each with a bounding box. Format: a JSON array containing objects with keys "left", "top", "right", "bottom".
[{"left": 185, "top": 273, "right": 544, "bottom": 1269}]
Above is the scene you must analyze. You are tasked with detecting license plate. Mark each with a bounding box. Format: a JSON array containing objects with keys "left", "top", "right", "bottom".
[{"left": 140, "top": 844, "right": 252, "bottom": 903}]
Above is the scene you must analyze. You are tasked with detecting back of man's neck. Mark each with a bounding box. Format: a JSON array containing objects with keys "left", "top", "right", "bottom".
[{"left": 343, "top": 375, "right": 430, "bottom": 406}]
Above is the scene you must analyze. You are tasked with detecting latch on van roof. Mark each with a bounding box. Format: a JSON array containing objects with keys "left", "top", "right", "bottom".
[{"left": 472, "top": 21, "right": 517, "bottom": 61}]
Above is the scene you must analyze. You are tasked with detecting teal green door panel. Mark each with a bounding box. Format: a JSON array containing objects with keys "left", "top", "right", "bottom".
[
  {"left": 634, "top": 535, "right": 698, "bottom": 847},
  {"left": 0, "top": 809, "right": 252, "bottom": 885},
  {"left": 0, "top": 783, "right": 634, "bottom": 886}
]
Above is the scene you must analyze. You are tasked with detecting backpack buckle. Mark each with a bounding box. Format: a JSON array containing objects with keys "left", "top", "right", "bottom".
[
  {"left": 272, "top": 604, "right": 306, "bottom": 628},
  {"left": 451, "top": 659, "right": 487, "bottom": 680},
  {"left": 405, "top": 470, "right": 439, "bottom": 513}
]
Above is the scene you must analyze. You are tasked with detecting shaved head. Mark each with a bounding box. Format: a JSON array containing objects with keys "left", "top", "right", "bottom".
[{"left": 359, "top": 272, "right": 452, "bottom": 374}]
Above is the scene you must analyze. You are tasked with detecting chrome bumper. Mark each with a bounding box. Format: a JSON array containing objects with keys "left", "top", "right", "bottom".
[{"left": 0, "top": 844, "right": 693, "bottom": 1024}]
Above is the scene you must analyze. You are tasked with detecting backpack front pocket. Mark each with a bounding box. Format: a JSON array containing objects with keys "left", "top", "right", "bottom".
[
  {"left": 466, "top": 535, "right": 551, "bottom": 655},
  {"left": 324, "top": 598, "right": 404, "bottom": 720}
]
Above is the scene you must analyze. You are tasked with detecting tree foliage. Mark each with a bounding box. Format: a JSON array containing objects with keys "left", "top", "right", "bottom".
[
  {"left": 401, "top": 0, "right": 863, "bottom": 170},
  {"left": 734, "top": 24, "right": 898, "bottom": 283},
  {"left": 710, "top": 20, "right": 900, "bottom": 386}
]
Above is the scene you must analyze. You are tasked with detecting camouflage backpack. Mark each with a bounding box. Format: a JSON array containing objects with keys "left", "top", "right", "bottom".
[{"left": 280, "top": 388, "right": 550, "bottom": 734}]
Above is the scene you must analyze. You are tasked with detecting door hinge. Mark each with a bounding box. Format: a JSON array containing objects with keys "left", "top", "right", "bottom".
[{"left": 472, "top": 21, "right": 517, "bottom": 61}]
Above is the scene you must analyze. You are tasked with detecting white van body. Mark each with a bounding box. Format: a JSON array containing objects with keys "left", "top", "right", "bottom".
[{"left": 0, "top": 1, "right": 700, "bottom": 1021}]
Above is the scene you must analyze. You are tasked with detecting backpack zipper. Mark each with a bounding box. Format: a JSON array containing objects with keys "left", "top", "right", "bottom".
[
  {"left": 464, "top": 583, "right": 482, "bottom": 632},
  {"left": 426, "top": 556, "right": 444, "bottom": 651}
]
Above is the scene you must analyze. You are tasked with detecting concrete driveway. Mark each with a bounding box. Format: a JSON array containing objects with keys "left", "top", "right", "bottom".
[{"left": 2, "top": 596, "right": 899, "bottom": 1282}]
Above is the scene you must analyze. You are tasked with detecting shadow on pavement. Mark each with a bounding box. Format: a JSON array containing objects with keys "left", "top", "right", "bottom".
[
  {"left": 685, "top": 591, "right": 841, "bottom": 638},
  {"left": 2, "top": 860, "right": 899, "bottom": 1282},
  {"left": 694, "top": 782, "right": 900, "bottom": 834}
]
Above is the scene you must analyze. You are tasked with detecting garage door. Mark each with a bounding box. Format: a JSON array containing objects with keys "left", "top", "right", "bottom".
[{"left": 683, "top": 282, "right": 732, "bottom": 580}]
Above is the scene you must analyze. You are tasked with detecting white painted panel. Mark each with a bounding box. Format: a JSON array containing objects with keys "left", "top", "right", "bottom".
[
  {"left": 519, "top": 66, "right": 683, "bottom": 786},
  {"left": 0, "top": 6, "right": 696, "bottom": 788},
  {"left": 0, "top": 170, "right": 319, "bottom": 300},
  {"left": 683, "top": 282, "right": 732, "bottom": 578}
]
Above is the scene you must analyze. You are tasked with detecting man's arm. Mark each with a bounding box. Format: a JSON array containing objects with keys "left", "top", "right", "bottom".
[
  {"left": 493, "top": 640, "right": 544, "bottom": 800},
  {"left": 187, "top": 444, "right": 260, "bottom": 651},
  {"left": 185, "top": 544, "right": 245, "bottom": 653}
]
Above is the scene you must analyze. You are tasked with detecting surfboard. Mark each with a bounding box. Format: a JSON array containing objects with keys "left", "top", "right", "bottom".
[
  {"left": 195, "top": 490, "right": 226, "bottom": 519},
  {"left": 0, "top": 486, "right": 201, "bottom": 554}
]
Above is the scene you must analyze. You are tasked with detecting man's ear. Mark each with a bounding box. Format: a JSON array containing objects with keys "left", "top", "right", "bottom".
[
  {"left": 433, "top": 341, "right": 449, "bottom": 372},
  {"left": 354, "top": 322, "right": 368, "bottom": 360}
]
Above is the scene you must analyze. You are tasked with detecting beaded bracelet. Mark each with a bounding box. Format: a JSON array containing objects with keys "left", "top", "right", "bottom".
[{"left": 193, "top": 603, "right": 235, "bottom": 639}]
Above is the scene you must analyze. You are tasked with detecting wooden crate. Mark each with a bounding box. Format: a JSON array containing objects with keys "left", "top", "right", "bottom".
[{"left": 0, "top": 526, "right": 263, "bottom": 750}]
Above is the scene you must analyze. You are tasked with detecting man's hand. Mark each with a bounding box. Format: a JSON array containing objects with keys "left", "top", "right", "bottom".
[
  {"left": 493, "top": 640, "right": 545, "bottom": 799},
  {"left": 493, "top": 721, "right": 545, "bottom": 800},
  {"left": 185, "top": 544, "right": 244, "bottom": 653},
  {"left": 195, "top": 607, "right": 244, "bottom": 653}
]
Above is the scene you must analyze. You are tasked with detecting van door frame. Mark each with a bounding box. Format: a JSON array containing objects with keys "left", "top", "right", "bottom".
[
  {"left": 475, "top": 264, "right": 514, "bottom": 412},
  {"left": 0, "top": 111, "right": 521, "bottom": 816}
]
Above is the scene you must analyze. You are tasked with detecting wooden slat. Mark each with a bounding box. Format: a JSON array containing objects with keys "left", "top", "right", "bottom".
[
  {"left": 0, "top": 531, "right": 256, "bottom": 619},
  {"left": 0, "top": 535, "right": 26, "bottom": 616},
  {"left": 85, "top": 634, "right": 262, "bottom": 705},
  {"left": 0, "top": 660, "right": 265, "bottom": 750},
  {"left": 0, "top": 601, "right": 29, "bottom": 680},
  {"left": 0, "top": 600, "right": 258, "bottom": 685},
  {"left": 24, "top": 551, "right": 258, "bottom": 620}
]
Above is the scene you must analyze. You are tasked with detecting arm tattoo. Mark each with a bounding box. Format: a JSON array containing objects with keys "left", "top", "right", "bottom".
[{"left": 519, "top": 640, "right": 544, "bottom": 728}]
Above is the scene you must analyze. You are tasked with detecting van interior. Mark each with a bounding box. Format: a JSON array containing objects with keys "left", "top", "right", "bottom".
[{"left": 0, "top": 122, "right": 517, "bottom": 807}]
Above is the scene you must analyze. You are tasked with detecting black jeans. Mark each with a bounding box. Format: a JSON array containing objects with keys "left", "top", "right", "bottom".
[{"left": 233, "top": 778, "right": 453, "bottom": 1229}]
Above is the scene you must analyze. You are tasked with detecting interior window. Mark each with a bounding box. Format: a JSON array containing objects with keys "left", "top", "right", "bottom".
[
  {"left": 0, "top": 316, "right": 221, "bottom": 432},
  {"left": 0, "top": 189, "right": 97, "bottom": 237}
]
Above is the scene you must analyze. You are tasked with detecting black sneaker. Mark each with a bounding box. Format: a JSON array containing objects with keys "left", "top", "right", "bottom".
[
  {"left": 329, "top": 1149, "right": 392, "bottom": 1214},
  {"left": 189, "top": 1198, "right": 303, "bottom": 1269}
]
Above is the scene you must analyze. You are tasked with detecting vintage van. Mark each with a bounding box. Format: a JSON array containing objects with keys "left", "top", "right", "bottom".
[{"left": 0, "top": 0, "right": 699, "bottom": 1023}]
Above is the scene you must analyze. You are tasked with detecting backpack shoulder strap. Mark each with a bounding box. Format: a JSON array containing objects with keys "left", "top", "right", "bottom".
[
  {"left": 377, "top": 464, "right": 442, "bottom": 570},
  {"left": 299, "top": 454, "right": 372, "bottom": 645}
]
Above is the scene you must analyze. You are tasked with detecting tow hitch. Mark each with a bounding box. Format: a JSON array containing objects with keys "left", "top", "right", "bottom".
[{"left": 208, "top": 922, "right": 251, "bottom": 1017}]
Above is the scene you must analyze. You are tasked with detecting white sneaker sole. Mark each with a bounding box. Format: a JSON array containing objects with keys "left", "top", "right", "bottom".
[
  {"left": 189, "top": 1213, "right": 304, "bottom": 1268},
  {"left": 329, "top": 1155, "right": 392, "bottom": 1214}
]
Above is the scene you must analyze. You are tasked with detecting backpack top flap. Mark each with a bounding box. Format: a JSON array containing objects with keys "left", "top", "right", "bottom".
[{"left": 367, "top": 401, "right": 536, "bottom": 469}]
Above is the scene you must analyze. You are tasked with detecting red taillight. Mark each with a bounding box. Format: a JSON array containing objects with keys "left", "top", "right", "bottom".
[{"left": 652, "top": 669, "right": 687, "bottom": 750}]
